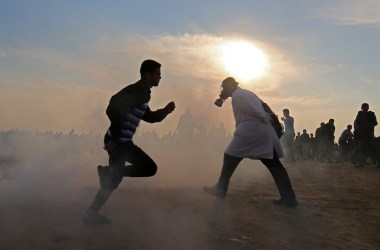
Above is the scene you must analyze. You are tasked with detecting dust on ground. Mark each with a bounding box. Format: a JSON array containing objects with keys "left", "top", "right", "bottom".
[{"left": 1, "top": 160, "right": 380, "bottom": 250}]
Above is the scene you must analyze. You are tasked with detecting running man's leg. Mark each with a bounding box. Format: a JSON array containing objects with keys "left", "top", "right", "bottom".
[
  {"left": 121, "top": 141, "right": 157, "bottom": 177},
  {"left": 83, "top": 144, "right": 126, "bottom": 223}
]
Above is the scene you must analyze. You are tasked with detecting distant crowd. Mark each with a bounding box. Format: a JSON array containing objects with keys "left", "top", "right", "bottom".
[
  {"left": 280, "top": 103, "right": 379, "bottom": 168},
  {"left": 0, "top": 103, "right": 379, "bottom": 174}
]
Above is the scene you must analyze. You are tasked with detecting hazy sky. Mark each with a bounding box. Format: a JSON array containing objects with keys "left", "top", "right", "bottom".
[{"left": 1, "top": 0, "right": 379, "bottom": 137}]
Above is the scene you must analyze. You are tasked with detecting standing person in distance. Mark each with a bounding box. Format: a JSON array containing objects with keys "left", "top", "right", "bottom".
[
  {"left": 204, "top": 77, "right": 298, "bottom": 207},
  {"left": 354, "top": 103, "right": 378, "bottom": 167},
  {"left": 281, "top": 108, "right": 296, "bottom": 162},
  {"left": 83, "top": 59, "right": 176, "bottom": 224}
]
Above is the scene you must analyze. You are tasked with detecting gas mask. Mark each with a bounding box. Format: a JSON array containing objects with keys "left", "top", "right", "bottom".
[
  {"left": 214, "top": 97, "right": 225, "bottom": 107},
  {"left": 214, "top": 78, "right": 236, "bottom": 107},
  {"left": 214, "top": 88, "right": 227, "bottom": 107}
]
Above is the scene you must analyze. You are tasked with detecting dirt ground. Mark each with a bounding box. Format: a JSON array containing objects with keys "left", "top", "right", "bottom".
[{"left": 1, "top": 160, "right": 380, "bottom": 250}]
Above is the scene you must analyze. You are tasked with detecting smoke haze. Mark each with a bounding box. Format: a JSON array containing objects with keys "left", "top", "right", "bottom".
[{"left": 0, "top": 121, "right": 275, "bottom": 249}]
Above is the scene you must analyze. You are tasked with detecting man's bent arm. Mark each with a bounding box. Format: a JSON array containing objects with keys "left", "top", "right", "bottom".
[{"left": 142, "top": 106, "right": 171, "bottom": 123}]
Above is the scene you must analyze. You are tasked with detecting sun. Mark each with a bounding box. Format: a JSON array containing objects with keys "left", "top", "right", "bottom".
[{"left": 220, "top": 40, "right": 270, "bottom": 81}]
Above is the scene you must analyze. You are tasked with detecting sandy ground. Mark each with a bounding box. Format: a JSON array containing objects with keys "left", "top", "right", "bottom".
[{"left": 1, "top": 160, "right": 380, "bottom": 250}]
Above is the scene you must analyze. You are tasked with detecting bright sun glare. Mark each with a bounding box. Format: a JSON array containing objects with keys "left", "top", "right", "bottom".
[{"left": 220, "top": 40, "right": 269, "bottom": 81}]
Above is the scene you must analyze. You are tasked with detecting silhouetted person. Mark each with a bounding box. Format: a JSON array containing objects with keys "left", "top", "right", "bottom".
[
  {"left": 300, "top": 129, "right": 311, "bottom": 160},
  {"left": 281, "top": 108, "right": 295, "bottom": 162},
  {"left": 83, "top": 59, "right": 176, "bottom": 224},
  {"left": 176, "top": 107, "right": 197, "bottom": 137},
  {"left": 294, "top": 132, "right": 302, "bottom": 160},
  {"left": 338, "top": 125, "right": 354, "bottom": 161},
  {"left": 354, "top": 103, "right": 378, "bottom": 167},
  {"left": 203, "top": 77, "right": 297, "bottom": 207},
  {"left": 351, "top": 125, "right": 361, "bottom": 164},
  {"left": 324, "top": 119, "right": 336, "bottom": 162},
  {"left": 309, "top": 133, "right": 317, "bottom": 159},
  {"left": 315, "top": 122, "right": 326, "bottom": 161}
]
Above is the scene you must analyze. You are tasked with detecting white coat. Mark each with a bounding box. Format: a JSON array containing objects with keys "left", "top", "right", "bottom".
[{"left": 224, "top": 87, "right": 284, "bottom": 159}]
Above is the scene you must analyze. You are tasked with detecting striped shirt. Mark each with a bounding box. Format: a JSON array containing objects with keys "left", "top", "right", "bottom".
[{"left": 107, "top": 103, "right": 148, "bottom": 142}]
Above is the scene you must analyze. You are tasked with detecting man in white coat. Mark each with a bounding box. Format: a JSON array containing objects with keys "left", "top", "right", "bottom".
[{"left": 204, "top": 77, "right": 298, "bottom": 207}]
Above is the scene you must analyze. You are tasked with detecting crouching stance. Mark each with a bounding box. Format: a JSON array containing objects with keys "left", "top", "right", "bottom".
[
  {"left": 204, "top": 77, "right": 297, "bottom": 207},
  {"left": 83, "top": 59, "right": 175, "bottom": 224}
]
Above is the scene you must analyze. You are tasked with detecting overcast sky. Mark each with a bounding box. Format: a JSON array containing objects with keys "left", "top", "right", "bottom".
[{"left": 1, "top": 0, "right": 379, "bottom": 136}]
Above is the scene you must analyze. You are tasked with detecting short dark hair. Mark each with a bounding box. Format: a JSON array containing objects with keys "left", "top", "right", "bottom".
[
  {"left": 140, "top": 59, "right": 161, "bottom": 76},
  {"left": 361, "top": 103, "right": 369, "bottom": 108},
  {"left": 283, "top": 109, "right": 289, "bottom": 113}
]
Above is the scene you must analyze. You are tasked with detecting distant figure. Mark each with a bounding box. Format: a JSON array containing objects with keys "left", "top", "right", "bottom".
[
  {"left": 300, "top": 129, "right": 311, "bottom": 160},
  {"left": 315, "top": 122, "right": 326, "bottom": 161},
  {"left": 281, "top": 108, "right": 296, "bottom": 162},
  {"left": 83, "top": 59, "right": 176, "bottom": 224},
  {"left": 203, "top": 77, "right": 297, "bottom": 207},
  {"left": 324, "top": 119, "right": 336, "bottom": 162},
  {"left": 325, "top": 119, "right": 335, "bottom": 142},
  {"left": 338, "top": 125, "right": 354, "bottom": 161},
  {"left": 176, "top": 107, "right": 197, "bottom": 137},
  {"left": 354, "top": 103, "right": 378, "bottom": 167},
  {"left": 294, "top": 132, "right": 302, "bottom": 160}
]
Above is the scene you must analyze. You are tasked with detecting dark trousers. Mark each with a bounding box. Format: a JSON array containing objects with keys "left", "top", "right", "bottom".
[
  {"left": 359, "top": 135, "right": 376, "bottom": 165},
  {"left": 339, "top": 141, "right": 351, "bottom": 161},
  {"left": 217, "top": 151, "right": 296, "bottom": 201},
  {"left": 88, "top": 139, "right": 157, "bottom": 212}
]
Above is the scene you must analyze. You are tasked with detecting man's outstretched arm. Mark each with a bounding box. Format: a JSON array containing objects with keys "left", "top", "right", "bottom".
[{"left": 142, "top": 101, "right": 175, "bottom": 123}]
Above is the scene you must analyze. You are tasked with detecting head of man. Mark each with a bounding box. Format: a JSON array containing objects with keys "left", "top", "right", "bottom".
[
  {"left": 361, "top": 103, "right": 369, "bottom": 113},
  {"left": 219, "top": 77, "right": 238, "bottom": 100},
  {"left": 140, "top": 59, "right": 161, "bottom": 87},
  {"left": 283, "top": 109, "right": 290, "bottom": 117},
  {"left": 347, "top": 124, "right": 352, "bottom": 130}
]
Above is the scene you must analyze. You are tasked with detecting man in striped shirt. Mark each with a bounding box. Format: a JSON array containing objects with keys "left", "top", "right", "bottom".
[{"left": 84, "top": 59, "right": 175, "bottom": 224}]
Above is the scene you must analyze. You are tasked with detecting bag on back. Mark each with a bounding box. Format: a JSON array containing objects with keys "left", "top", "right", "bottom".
[{"left": 262, "top": 102, "right": 283, "bottom": 139}]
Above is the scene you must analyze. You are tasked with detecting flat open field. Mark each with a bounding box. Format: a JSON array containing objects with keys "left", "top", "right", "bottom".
[{"left": 1, "top": 159, "right": 379, "bottom": 250}]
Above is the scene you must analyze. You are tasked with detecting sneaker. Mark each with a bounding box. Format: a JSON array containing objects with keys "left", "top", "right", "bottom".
[
  {"left": 273, "top": 198, "right": 298, "bottom": 207},
  {"left": 83, "top": 210, "right": 112, "bottom": 224},
  {"left": 203, "top": 185, "right": 225, "bottom": 199}
]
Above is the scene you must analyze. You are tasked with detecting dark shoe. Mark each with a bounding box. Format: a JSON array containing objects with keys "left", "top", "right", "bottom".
[
  {"left": 83, "top": 210, "right": 112, "bottom": 224},
  {"left": 273, "top": 198, "right": 298, "bottom": 207},
  {"left": 203, "top": 185, "right": 225, "bottom": 199}
]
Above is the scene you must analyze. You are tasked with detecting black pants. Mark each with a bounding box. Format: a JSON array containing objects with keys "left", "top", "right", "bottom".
[
  {"left": 358, "top": 135, "right": 376, "bottom": 165},
  {"left": 88, "top": 138, "right": 157, "bottom": 212},
  {"left": 108, "top": 141, "right": 157, "bottom": 180},
  {"left": 217, "top": 151, "right": 296, "bottom": 200}
]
